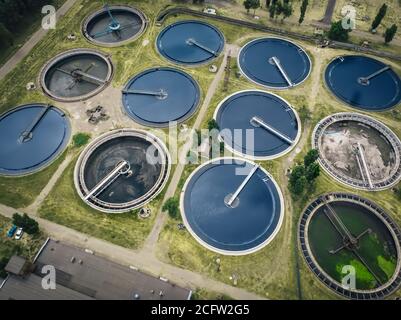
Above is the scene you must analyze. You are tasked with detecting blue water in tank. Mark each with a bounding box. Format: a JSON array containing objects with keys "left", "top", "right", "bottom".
[
  {"left": 183, "top": 159, "right": 282, "bottom": 253},
  {"left": 0, "top": 104, "right": 70, "bottom": 176},
  {"left": 157, "top": 20, "right": 224, "bottom": 65},
  {"left": 325, "top": 55, "right": 401, "bottom": 111},
  {"left": 239, "top": 37, "right": 311, "bottom": 88},
  {"left": 122, "top": 67, "right": 200, "bottom": 127},
  {"left": 215, "top": 91, "right": 299, "bottom": 158}
]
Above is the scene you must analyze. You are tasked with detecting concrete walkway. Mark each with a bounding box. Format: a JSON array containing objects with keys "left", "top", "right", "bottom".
[
  {"left": 321, "top": 0, "right": 337, "bottom": 25},
  {"left": 0, "top": 0, "right": 78, "bottom": 81},
  {"left": 24, "top": 154, "right": 74, "bottom": 215},
  {"left": 143, "top": 46, "right": 233, "bottom": 253}
]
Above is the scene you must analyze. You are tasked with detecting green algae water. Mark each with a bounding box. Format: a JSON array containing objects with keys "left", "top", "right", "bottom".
[{"left": 308, "top": 201, "right": 397, "bottom": 290}]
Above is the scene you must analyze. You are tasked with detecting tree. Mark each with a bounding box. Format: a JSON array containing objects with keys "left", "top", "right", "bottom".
[
  {"left": 12, "top": 213, "right": 39, "bottom": 235},
  {"left": 397, "top": 187, "right": 401, "bottom": 200},
  {"left": 281, "top": 2, "right": 293, "bottom": 21},
  {"left": 304, "top": 149, "right": 319, "bottom": 167},
  {"left": 207, "top": 119, "right": 220, "bottom": 131},
  {"left": 299, "top": 0, "right": 308, "bottom": 24},
  {"left": 371, "top": 4, "right": 388, "bottom": 31},
  {"left": 0, "top": 257, "right": 9, "bottom": 278},
  {"left": 384, "top": 24, "right": 397, "bottom": 43},
  {"left": 275, "top": 1, "right": 284, "bottom": 18},
  {"left": 0, "top": 23, "right": 13, "bottom": 50},
  {"left": 289, "top": 149, "right": 321, "bottom": 196},
  {"left": 328, "top": 20, "right": 351, "bottom": 42},
  {"left": 292, "top": 176, "right": 307, "bottom": 195},
  {"left": 289, "top": 165, "right": 307, "bottom": 195},
  {"left": 269, "top": 3, "right": 276, "bottom": 19},
  {"left": 162, "top": 197, "right": 180, "bottom": 219},
  {"left": 298, "top": 105, "right": 311, "bottom": 123},
  {"left": 250, "top": 0, "right": 261, "bottom": 16},
  {"left": 251, "top": 0, "right": 260, "bottom": 15},
  {"left": 243, "top": 0, "right": 252, "bottom": 14},
  {"left": 306, "top": 162, "right": 320, "bottom": 182}
]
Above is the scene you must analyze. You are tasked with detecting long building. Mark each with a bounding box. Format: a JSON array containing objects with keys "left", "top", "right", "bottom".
[{"left": 0, "top": 239, "right": 192, "bottom": 300}]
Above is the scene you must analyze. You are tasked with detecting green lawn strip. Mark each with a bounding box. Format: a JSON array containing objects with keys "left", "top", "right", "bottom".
[
  {"left": 0, "top": 149, "right": 68, "bottom": 208},
  {"left": 191, "top": 288, "right": 233, "bottom": 300}
]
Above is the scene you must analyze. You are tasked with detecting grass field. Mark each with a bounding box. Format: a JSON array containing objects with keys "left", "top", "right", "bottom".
[{"left": 0, "top": 149, "right": 68, "bottom": 208}]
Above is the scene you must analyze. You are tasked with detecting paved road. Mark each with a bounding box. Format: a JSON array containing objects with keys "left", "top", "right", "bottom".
[
  {"left": 0, "top": 0, "right": 78, "bottom": 81},
  {"left": 321, "top": 0, "right": 337, "bottom": 25},
  {"left": 0, "top": 203, "right": 263, "bottom": 300}
]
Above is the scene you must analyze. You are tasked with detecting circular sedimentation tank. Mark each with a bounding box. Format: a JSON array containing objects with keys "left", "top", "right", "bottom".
[
  {"left": 40, "top": 49, "right": 113, "bottom": 102},
  {"left": 181, "top": 157, "right": 284, "bottom": 255},
  {"left": 299, "top": 193, "right": 401, "bottom": 300},
  {"left": 325, "top": 55, "right": 401, "bottom": 111},
  {"left": 157, "top": 20, "right": 224, "bottom": 66},
  {"left": 238, "top": 37, "right": 311, "bottom": 89},
  {"left": 214, "top": 90, "right": 300, "bottom": 160},
  {"left": 313, "top": 113, "right": 401, "bottom": 191},
  {"left": 122, "top": 67, "right": 200, "bottom": 127},
  {"left": 0, "top": 104, "right": 71, "bottom": 176},
  {"left": 82, "top": 5, "right": 147, "bottom": 46},
  {"left": 75, "top": 129, "right": 170, "bottom": 213}
]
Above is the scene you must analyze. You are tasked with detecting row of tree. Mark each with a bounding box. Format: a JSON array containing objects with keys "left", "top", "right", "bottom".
[
  {"left": 289, "top": 149, "right": 320, "bottom": 196},
  {"left": 242, "top": 1, "right": 397, "bottom": 44},
  {"left": 0, "top": 0, "right": 52, "bottom": 49},
  {"left": 244, "top": 0, "right": 309, "bottom": 24}
]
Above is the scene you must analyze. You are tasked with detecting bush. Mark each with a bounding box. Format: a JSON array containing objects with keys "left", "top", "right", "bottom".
[
  {"left": 0, "top": 257, "right": 8, "bottom": 278},
  {"left": 304, "top": 149, "right": 319, "bottom": 167},
  {"left": 397, "top": 187, "right": 401, "bottom": 200},
  {"left": 12, "top": 213, "right": 39, "bottom": 235},
  {"left": 328, "top": 20, "right": 351, "bottom": 42},
  {"left": 162, "top": 197, "right": 180, "bottom": 219},
  {"left": 73, "top": 133, "right": 91, "bottom": 148},
  {"left": 289, "top": 149, "right": 321, "bottom": 197},
  {"left": 207, "top": 119, "right": 220, "bottom": 131},
  {"left": 298, "top": 105, "right": 311, "bottom": 123}
]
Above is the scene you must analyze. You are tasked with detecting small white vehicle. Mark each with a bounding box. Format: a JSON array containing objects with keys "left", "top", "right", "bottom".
[{"left": 15, "top": 228, "right": 23, "bottom": 240}]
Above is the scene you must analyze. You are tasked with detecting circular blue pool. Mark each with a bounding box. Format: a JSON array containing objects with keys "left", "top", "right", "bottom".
[
  {"left": 325, "top": 56, "right": 401, "bottom": 111},
  {"left": 181, "top": 158, "right": 284, "bottom": 255},
  {"left": 122, "top": 67, "right": 200, "bottom": 127},
  {"left": 215, "top": 90, "right": 300, "bottom": 159},
  {"left": 0, "top": 104, "right": 70, "bottom": 176},
  {"left": 157, "top": 20, "right": 224, "bottom": 65},
  {"left": 238, "top": 37, "right": 311, "bottom": 89}
]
